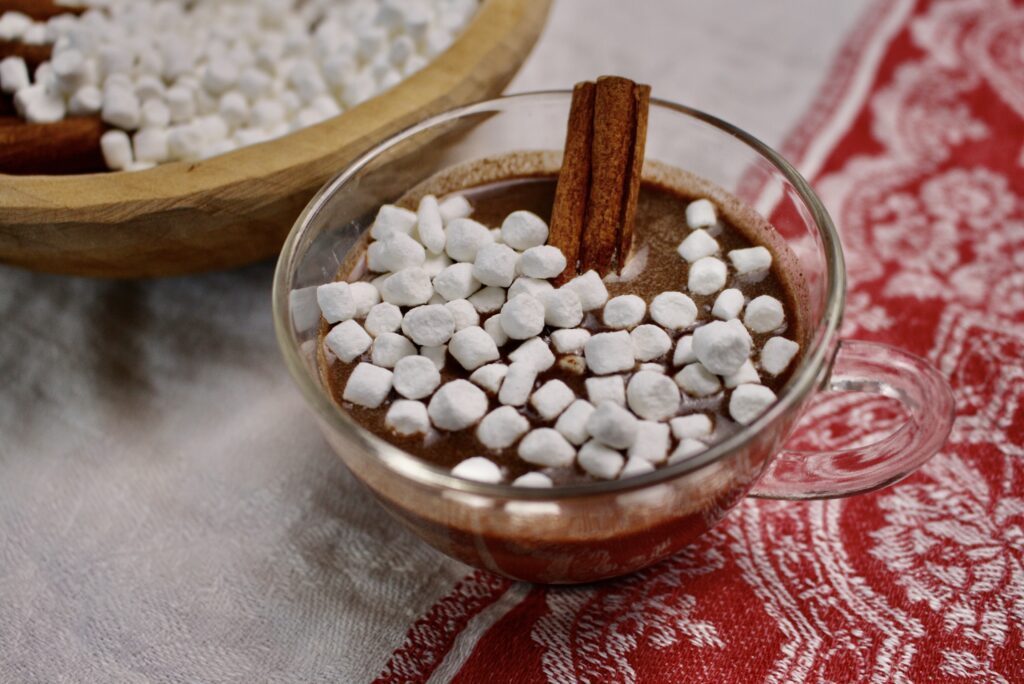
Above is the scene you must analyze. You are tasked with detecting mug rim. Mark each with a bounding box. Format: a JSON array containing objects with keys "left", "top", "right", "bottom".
[{"left": 272, "top": 90, "right": 847, "bottom": 501}]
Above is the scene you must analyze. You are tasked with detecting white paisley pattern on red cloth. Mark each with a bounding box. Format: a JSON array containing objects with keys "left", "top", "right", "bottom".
[{"left": 376, "top": 1, "right": 1024, "bottom": 680}]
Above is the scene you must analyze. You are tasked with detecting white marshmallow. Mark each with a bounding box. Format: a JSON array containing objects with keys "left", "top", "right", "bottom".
[
  {"left": 445, "top": 299, "right": 479, "bottom": 331},
  {"left": 712, "top": 288, "right": 745, "bottom": 321},
  {"left": 628, "top": 421, "right": 671, "bottom": 463},
  {"left": 578, "top": 440, "right": 625, "bottom": 480},
  {"left": 468, "top": 286, "right": 506, "bottom": 314},
  {"left": 385, "top": 400, "right": 430, "bottom": 435},
  {"left": 140, "top": 99, "right": 171, "bottom": 129},
  {"left": 368, "top": 233, "right": 426, "bottom": 272},
  {"left": 530, "top": 380, "right": 575, "bottom": 421},
  {"left": 729, "top": 384, "right": 777, "bottom": 425},
  {"left": 477, "top": 406, "right": 530, "bottom": 450},
  {"left": 203, "top": 57, "right": 239, "bottom": 94},
  {"left": 401, "top": 304, "right": 455, "bottom": 347},
  {"left": 518, "top": 428, "right": 576, "bottom": 468},
  {"left": 729, "top": 246, "right": 772, "bottom": 274},
  {"left": 537, "top": 289, "right": 583, "bottom": 329},
  {"left": 439, "top": 195, "right": 473, "bottom": 223},
  {"left": 371, "top": 332, "right": 417, "bottom": 368},
  {"left": 586, "top": 402, "right": 638, "bottom": 449},
  {"left": 501, "top": 210, "right": 548, "bottom": 250},
  {"left": 218, "top": 90, "right": 248, "bottom": 128},
  {"left": 554, "top": 399, "right": 595, "bottom": 445},
  {"left": 498, "top": 362, "right": 537, "bottom": 406},
  {"left": 101, "top": 87, "right": 140, "bottom": 129},
  {"left": 650, "top": 291, "right": 698, "bottom": 330},
  {"left": 381, "top": 268, "right": 434, "bottom": 306},
  {"left": 673, "top": 335, "right": 696, "bottom": 367},
  {"left": 392, "top": 355, "right": 441, "bottom": 400},
  {"left": 448, "top": 326, "right": 500, "bottom": 371},
  {"left": 343, "top": 362, "right": 393, "bottom": 408},
  {"left": 500, "top": 294, "right": 545, "bottom": 340},
  {"left": 165, "top": 86, "right": 196, "bottom": 124},
  {"left": 585, "top": 375, "right": 625, "bottom": 407},
  {"left": 100, "top": 130, "right": 133, "bottom": 171},
  {"left": 0, "top": 56, "right": 30, "bottom": 94},
  {"left": 317, "top": 281, "right": 356, "bottom": 323},
  {"left": 349, "top": 282, "right": 381, "bottom": 318},
  {"left": 69, "top": 85, "right": 103, "bottom": 116},
  {"left": 630, "top": 325, "right": 672, "bottom": 362},
  {"left": 744, "top": 295, "right": 785, "bottom": 333},
  {"left": 670, "top": 414, "right": 713, "bottom": 440},
  {"left": 518, "top": 245, "right": 566, "bottom": 279},
  {"left": 724, "top": 359, "right": 761, "bottom": 388},
  {"left": 422, "top": 252, "right": 453, "bottom": 278},
  {"left": 371, "top": 205, "right": 418, "bottom": 240},
  {"left": 620, "top": 457, "right": 656, "bottom": 478},
  {"left": 483, "top": 314, "right": 509, "bottom": 347},
  {"left": 445, "top": 218, "right": 492, "bottom": 262},
  {"left": 428, "top": 380, "right": 488, "bottom": 430},
  {"left": 416, "top": 194, "right": 446, "bottom": 254},
  {"left": 508, "top": 277, "right": 554, "bottom": 301},
  {"left": 133, "top": 128, "right": 169, "bottom": 164},
  {"left": 325, "top": 319, "right": 372, "bottom": 362},
  {"left": 470, "top": 362, "right": 509, "bottom": 394},
  {"left": 584, "top": 331, "right": 635, "bottom": 375},
  {"left": 473, "top": 243, "right": 518, "bottom": 287},
  {"left": 640, "top": 363, "right": 666, "bottom": 373},
  {"left": 669, "top": 438, "right": 707, "bottom": 464},
  {"left": 677, "top": 229, "right": 720, "bottom": 263},
  {"left": 433, "top": 263, "right": 481, "bottom": 301},
  {"left": 365, "top": 302, "right": 403, "bottom": 337},
  {"left": 513, "top": 472, "right": 553, "bottom": 488},
  {"left": 51, "top": 48, "right": 88, "bottom": 93},
  {"left": 692, "top": 319, "right": 752, "bottom": 376},
  {"left": 626, "top": 371, "right": 681, "bottom": 421},
  {"left": 761, "top": 337, "right": 800, "bottom": 376},
  {"left": 508, "top": 337, "right": 555, "bottom": 372},
  {"left": 688, "top": 256, "right": 728, "bottom": 295},
  {"left": 603, "top": 295, "right": 646, "bottom": 329},
  {"left": 552, "top": 328, "right": 590, "bottom": 354},
  {"left": 685, "top": 198, "right": 717, "bottom": 228},
  {"left": 563, "top": 270, "right": 608, "bottom": 311},
  {"left": 167, "top": 124, "right": 203, "bottom": 161},
  {"left": 420, "top": 344, "right": 447, "bottom": 370},
  {"left": 451, "top": 456, "right": 502, "bottom": 483},
  {"left": 675, "top": 363, "right": 722, "bottom": 397}
]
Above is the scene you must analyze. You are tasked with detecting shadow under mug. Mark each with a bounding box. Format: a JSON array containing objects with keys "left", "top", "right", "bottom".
[{"left": 273, "top": 92, "right": 956, "bottom": 584}]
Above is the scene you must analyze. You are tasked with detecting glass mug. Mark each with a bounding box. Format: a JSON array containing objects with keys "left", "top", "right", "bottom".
[{"left": 273, "top": 92, "right": 955, "bottom": 584}]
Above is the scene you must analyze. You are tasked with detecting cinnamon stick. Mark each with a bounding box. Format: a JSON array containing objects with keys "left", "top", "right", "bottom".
[{"left": 549, "top": 81, "right": 594, "bottom": 284}]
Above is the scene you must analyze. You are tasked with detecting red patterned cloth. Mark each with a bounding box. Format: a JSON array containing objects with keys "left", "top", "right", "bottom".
[{"left": 375, "top": 1, "right": 1024, "bottom": 680}]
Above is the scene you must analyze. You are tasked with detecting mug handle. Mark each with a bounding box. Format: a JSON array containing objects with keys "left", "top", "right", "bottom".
[{"left": 748, "top": 339, "right": 955, "bottom": 500}]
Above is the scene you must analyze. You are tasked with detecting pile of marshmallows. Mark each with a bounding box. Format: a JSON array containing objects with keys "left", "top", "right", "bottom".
[
  {"left": 0, "top": 0, "right": 475, "bottom": 170},
  {"left": 317, "top": 196, "right": 801, "bottom": 487}
]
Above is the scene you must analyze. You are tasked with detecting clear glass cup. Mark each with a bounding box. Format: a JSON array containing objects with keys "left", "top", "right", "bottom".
[{"left": 273, "top": 92, "right": 955, "bottom": 584}]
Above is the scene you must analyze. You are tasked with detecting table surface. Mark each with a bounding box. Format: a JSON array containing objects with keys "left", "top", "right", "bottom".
[{"left": 3, "top": 1, "right": 1022, "bottom": 682}]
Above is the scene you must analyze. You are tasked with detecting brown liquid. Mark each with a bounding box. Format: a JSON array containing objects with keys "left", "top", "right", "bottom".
[{"left": 321, "top": 175, "right": 801, "bottom": 484}]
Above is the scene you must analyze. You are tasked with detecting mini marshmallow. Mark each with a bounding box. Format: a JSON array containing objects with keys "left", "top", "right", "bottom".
[
  {"left": 500, "top": 295, "right": 545, "bottom": 340},
  {"left": 416, "top": 194, "right": 446, "bottom": 254},
  {"left": 473, "top": 243, "right": 518, "bottom": 287},
  {"left": 401, "top": 304, "right": 455, "bottom": 347},
  {"left": 729, "top": 246, "right": 772, "bottom": 274},
  {"left": 761, "top": 337, "right": 800, "bottom": 376},
  {"left": 448, "top": 326, "right": 500, "bottom": 371},
  {"left": 744, "top": 295, "right": 785, "bottom": 333},
  {"left": 530, "top": 380, "right": 575, "bottom": 421},
  {"left": 586, "top": 402, "right": 639, "bottom": 449},
  {"left": 100, "top": 130, "right": 133, "bottom": 171},
  {"left": 508, "top": 337, "right": 555, "bottom": 372},
  {"left": 420, "top": 345, "right": 447, "bottom": 370},
  {"left": 439, "top": 195, "right": 473, "bottom": 223},
  {"left": 483, "top": 315, "right": 509, "bottom": 347},
  {"left": 712, "top": 288, "right": 745, "bottom": 320},
  {"left": 325, "top": 319, "right": 372, "bottom": 362},
  {"left": 640, "top": 363, "right": 666, "bottom": 373},
  {"left": 688, "top": 256, "right": 728, "bottom": 295},
  {"left": 371, "top": 332, "right": 417, "bottom": 368},
  {"left": 368, "top": 233, "right": 426, "bottom": 272},
  {"left": 675, "top": 363, "right": 722, "bottom": 397},
  {"left": 498, "top": 362, "right": 537, "bottom": 406},
  {"left": 433, "top": 263, "right": 481, "bottom": 301},
  {"left": 0, "top": 56, "right": 30, "bottom": 94},
  {"left": 630, "top": 325, "right": 672, "bottom": 362},
  {"left": 603, "top": 295, "right": 646, "bottom": 329},
  {"left": 501, "top": 210, "right": 548, "bottom": 250},
  {"left": 670, "top": 414, "right": 713, "bottom": 440},
  {"left": 673, "top": 335, "right": 696, "bottom": 367},
  {"left": 518, "top": 245, "right": 567, "bottom": 279},
  {"left": 165, "top": 85, "right": 196, "bottom": 124},
  {"left": 477, "top": 406, "right": 530, "bottom": 450},
  {"left": 392, "top": 355, "right": 442, "bottom": 400},
  {"left": 584, "top": 331, "right": 635, "bottom": 375},
  {"left": 101, "top": 88, "right": 140, "bottom": 129},
  {"left": 535, "top": 289, "right": 582, "bottom": 329},
  {"left": 578, "top": 440, "right": 625, "bottom": 480},
  {"left": 685, "top": 198, "right": 717, "bottom": 228},
  {"left": 371, "top": 205, "right": 418, "bottom": 240},
  {"left": 564, "top": 270, "right": 609, "bottom": 311},
  {"left": 729, "top": 384, "right": 777, "bottom": 425},
  {"left": 692, "top": 319, "right": 753, "bottom": 376},
  {"left": 69, "top": 86, "right": 103, "bottom": 116},
  {"left": 385, "top": 400, "right": 430, "bottom": 436},
  {"left": 422, "top": 252, "right": 453, "bottom": 278},
  {"left": 451, "top": 456, "right": 502, "bottom": 483},
  {"left": 317, "top": 281, "right": 356, "bottom": 323},
  {"left": 626, "top": 371, "right": 681, "bottom": 421},
  {"left": 167, "top": 124, "right": 203, "bottom": 161},
  {"left": 218, "top": 90, "right": 248, "bottom": 128},
  {"left": 343, "top": 362, "right": 393, "bottom": 408},
  {"left": 677, "top": 229, "right": 720, "bottom": 263},
  {"left": 585, "top": 375, "right": 625, "bottom": 407},
  {"left": 628, "top": 421, "right": 671, "bottom": 463},
  {"left": 380, "top": 268, "right": 433, "bottom": 306},
  {"left": 445, "top": 299, "right": 479, "bottom": 331},
  {"left": 428, "top": 380, "right": 488, "bottom": 430},
  {"left": 620, "top": 457, "right": 656, "bottom": 478},
  {"left": 507, "top": 277, "right": 554, "bottom": 301},
  {"left": 445, "top": 218, "right": 492, "bottom": 262},
  {"left": 669, "top": 438, "right": 707, "bottom": 464},
  {"left": 19, "top": 85, "right": 66, "bottom": 124},
  {"left": 555, "top": 399, "right": 596, "bottom": 445},
  {"left": 552, "top": 328, "right": 590, "bottom": 354},
  {"left": 470, "top": 362, "right": 509, "bottom": 394},
  {"left": 203, "top": 57, "right": 239, "bottom": 94},
  {"left": 724, "top": 359, "right": 761, "bottom": 388},
  {"left": 468, "top": 286, "right": 506, "bottom": 314},
  {"left": 140, "top": 99, "right": 171, "bottom": 129},
  {"left": 133, "top": 128, "right": 169, "bottom": 164},
  {"left": 365, "top": 302, "right": 403, "bottom": 337},
  {"left": 350, "top": 282, "right": 381, "bottom": 318},
  {"left": 650, "top": 291, "right": 698, "bottom": 330},
  {"left": 513, "top": 472, "right": 553, "bottom": 488},
  {"left": 518, "top": 428, "right": 576, "bottom": 468}
]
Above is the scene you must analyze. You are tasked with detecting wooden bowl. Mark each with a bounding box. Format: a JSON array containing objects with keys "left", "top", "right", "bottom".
[{"left": 0, "top": 0, "right": 550, "bottom": 277}]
